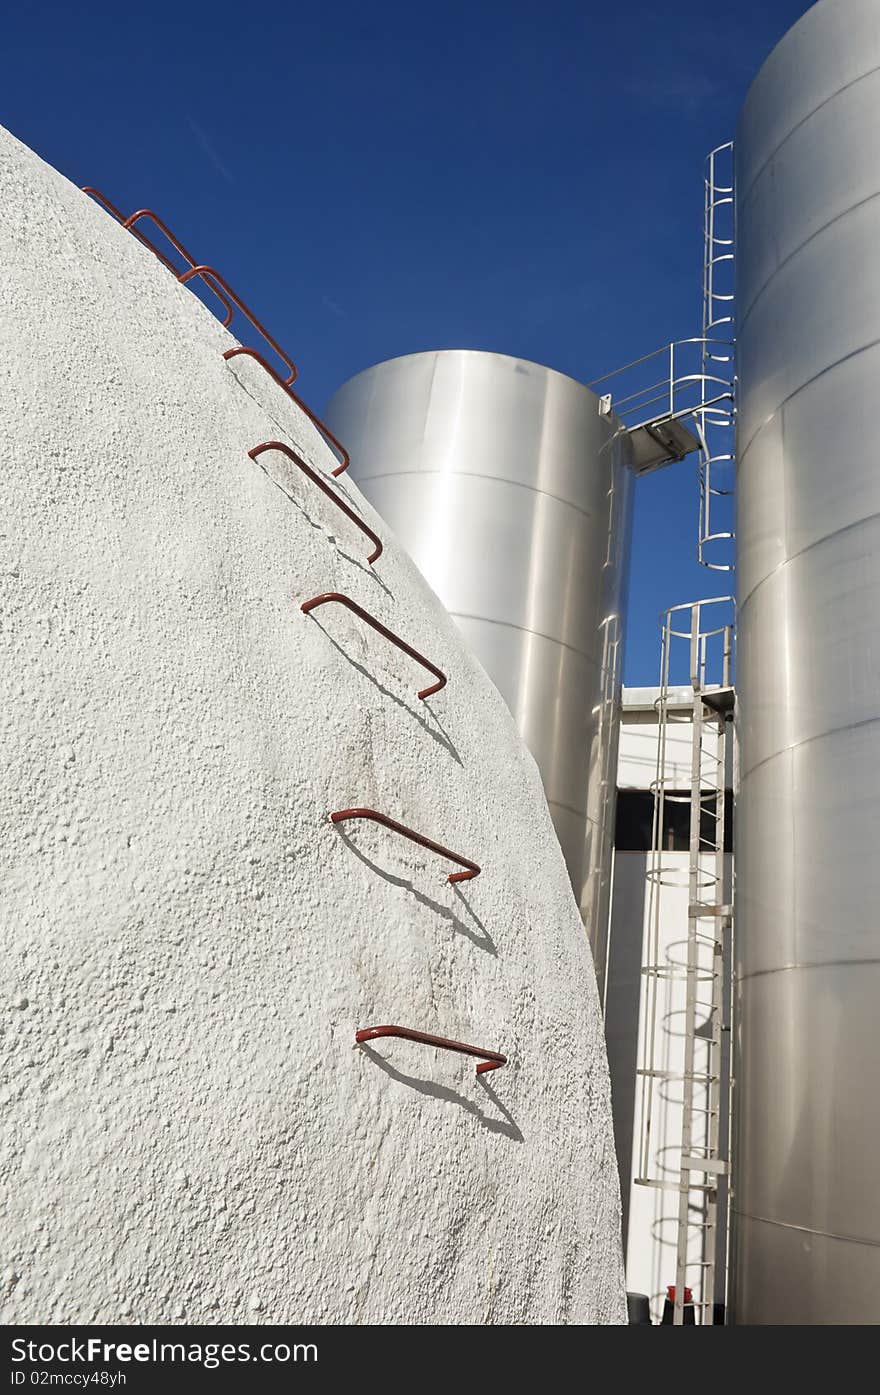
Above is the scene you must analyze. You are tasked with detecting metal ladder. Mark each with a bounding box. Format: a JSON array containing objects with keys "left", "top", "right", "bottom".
[
  {"left": 698, "top": 142, "right": 735, "bottom": 572},
  {"left": 635, "top": 598, "right": 734, "bottom": 1323},
  {"left": 673, "top": 601, "right": 734, "bottom": 1324}
]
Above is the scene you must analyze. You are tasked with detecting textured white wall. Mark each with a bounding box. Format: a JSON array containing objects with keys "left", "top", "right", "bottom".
[{"left": 0, "top": 127, "right": 625, "bottom": 1325}]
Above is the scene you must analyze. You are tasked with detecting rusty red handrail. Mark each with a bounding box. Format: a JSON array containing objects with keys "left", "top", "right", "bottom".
[
  {"left": 301, "top": 592, "right": 446, "bottom": 699},
  {"left": 355, "top": 1024, "right": 506, "bottom": 1075},
  {"left": 330, "top": 807, "right": 479, "bottom": 883},
  {"left": 247, "top": 441, "right": 381, "bottom": 564},
  {"left": 224, "top": 347, "right": 350, "bottom": 476},
  {"left": 82, "top": 187, "right": 298, "bottom": 386}
]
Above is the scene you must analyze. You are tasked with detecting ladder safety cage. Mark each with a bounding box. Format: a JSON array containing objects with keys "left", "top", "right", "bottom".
[{"left": 635, "top": 597, "right": 735, "bottom": 1325}]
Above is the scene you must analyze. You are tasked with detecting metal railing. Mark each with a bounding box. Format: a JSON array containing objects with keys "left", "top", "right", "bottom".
[{"left": 588, "top": 336, "right": 733, "bottom": 434}]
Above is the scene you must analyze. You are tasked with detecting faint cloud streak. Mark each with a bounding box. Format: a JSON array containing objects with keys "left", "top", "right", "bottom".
[
  {"left": 186, "top": 115, "right": 234, "bottom": 183},
  {"left": 321, "top": 294, "right": 348, "bottom": 320}
]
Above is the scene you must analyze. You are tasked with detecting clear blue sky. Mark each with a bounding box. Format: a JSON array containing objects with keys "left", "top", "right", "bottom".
[{"left": 5, "top": 0, "right": 810, "bottom": 682}]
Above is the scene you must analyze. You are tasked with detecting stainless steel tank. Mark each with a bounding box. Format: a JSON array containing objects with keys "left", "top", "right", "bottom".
[
  {"left": 325, "top": 350, "right": 634, "bottom": 976},
  {"left": 734, "top": 0, "right": 880, "bottom": 1323}
]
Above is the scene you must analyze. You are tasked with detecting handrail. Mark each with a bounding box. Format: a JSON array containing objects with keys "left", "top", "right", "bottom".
[
  {"left": 355, "top": 1024, "right": 506, "bottom": 1075},
  {"left": 247, "top": 441, "right": 382, "bottom": 564},
  {"left": 659, "top": 595, "right": 734, "bottom": 643},
  {"left": 301, "top": 592, "right": 446, "bottom": 699},
  {"left": 224, "top": 347, "right": 350, "bottom": 476},
  {"left": 587, "top": 337, "right": 733, "bottom": 390},
  {"left": 330, "top": 807, "right": 479, "bottom": 884}
]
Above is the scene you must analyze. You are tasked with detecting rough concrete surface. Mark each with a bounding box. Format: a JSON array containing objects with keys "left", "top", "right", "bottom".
[{"left": 0, "top": 125, "right": 625, "bottom": 1324}]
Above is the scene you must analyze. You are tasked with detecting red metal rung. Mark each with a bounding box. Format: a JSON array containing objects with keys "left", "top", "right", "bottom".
[
  {"left": 82, "top": 190, "right": 237, "bottom": 321},
  {"left": 124, "top": 209, "right": 237, "bottom": 325},
  {"left": 355, "top": 1024, "right": 506, "bottom": 1075},
  {"left": 330, "top": 807, "right": 478, "bottom": 884},
  {"left": 81, "top": 188, "right": 298, "bottom": 386},
  {"left": 224, "top": 348, "right": 350, "bottom": 476},
  {"left": 83, "top": 188, "right": 356, "bottom": 481},
  {"left": 248, "top": 442, "right": 382, "bottom": 565},
  {"left": 178, "top": 264, "right": 297, "bottom": 386},
  {"left": 301, "top": 592, "right": 446, "bottom": 699},
  {"left": 81, "top": 186, "right": 127, "bottom": 224}
]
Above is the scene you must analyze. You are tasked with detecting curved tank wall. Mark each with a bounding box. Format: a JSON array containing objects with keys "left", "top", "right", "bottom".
[
  {"left": 734, "top": 0, "right": 880, "bottom": 1324},
  {"left": 1, "top": 125, "right": 628, "bottom": 1324},
  {"left": 325, "top": 351, "right": 634, "bottom": 979}
]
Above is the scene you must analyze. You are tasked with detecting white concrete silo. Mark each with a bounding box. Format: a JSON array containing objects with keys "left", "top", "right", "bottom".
[{"left": 0, "top": 125, "right": 628, "bottom": 1324}]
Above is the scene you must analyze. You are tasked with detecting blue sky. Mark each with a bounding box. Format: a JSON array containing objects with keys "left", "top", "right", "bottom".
[{"left": 4, "top": 0, "right": 810, "bottom": 682}]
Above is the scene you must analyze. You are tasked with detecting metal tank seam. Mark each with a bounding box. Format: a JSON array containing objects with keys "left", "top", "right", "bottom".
[
  {"left": 737, "top": 186, "right": 880, "bottom": 337},
  {"left": 739, "top": 61, "right": 880, "bottom": 207},
  {"left": 548, "top": 798, "right": 588, "bottom": 822},
  {"left": 737, "top": 332, "right": 880, "bottom": 472},
  {"left": 345, "top": 468, "right": 599, "bottom": 522},
  {"left": 737, "top": 503, "right": 880, "bottom": 615},
  {"left": 448, "top": 610, "right": 605, "bottom": 666},
  {"left": 737, "top": 957, "right": 880, "bottom": 983},
  {"left": 733, "top": 1210, "right": 880, "bottom": 1251},
  {"left": 738, "top": 711, "right": 880, "bottom": 784}
]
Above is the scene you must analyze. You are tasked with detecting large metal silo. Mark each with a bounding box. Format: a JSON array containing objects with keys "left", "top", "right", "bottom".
[
  {"left": 734, "top": 0, "right": 880, "bottom": 1323},
  {"left": 325, "top": 351, "right": 634, "bottom": 976}
]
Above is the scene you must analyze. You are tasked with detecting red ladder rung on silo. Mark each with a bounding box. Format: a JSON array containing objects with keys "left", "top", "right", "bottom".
[
  {"left": 330, "top": 807, "right": 479, "bottom": 883},
  {"left": 355, "top": 1024, "right": 506, "bottom": 1075},
  {"left": 81, "top": 190, "right": 238, "bottom": 325},
  {"left": 224, "top": 347, "right": 350, "bottom": 476},
  {"left": 81, "top": 188, "right": 297, "bottom": 386},
  {"left": 247, "top": 441, "right": 381, "bottom": 565},
  {"left": 301, "top": 592, "right": 446, "bottom": 699}
]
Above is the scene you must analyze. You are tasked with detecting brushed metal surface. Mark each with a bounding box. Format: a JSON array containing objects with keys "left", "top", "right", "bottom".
[
  {"left": 325, "top": 350, "right": 633, "bottom": 969},
  {"left": 735, "top": 1215, "right": 880, "bottom": 1325},
  {"left": 735, "top": 967, "right": 880, "bottom": 1242},
  {"left": 737, "top": 517, "right": 880, "bottom": 773},
  {"left": 734, "top": 0, "right": 880, "bottom": 1323}
]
